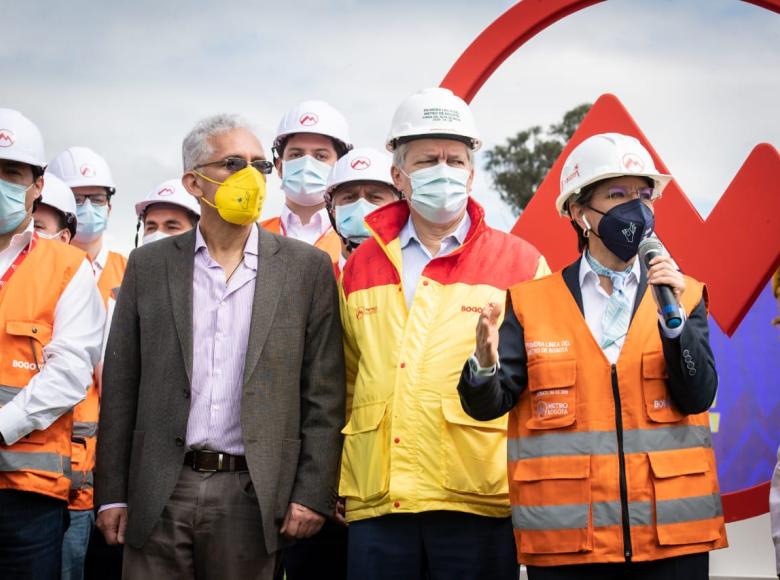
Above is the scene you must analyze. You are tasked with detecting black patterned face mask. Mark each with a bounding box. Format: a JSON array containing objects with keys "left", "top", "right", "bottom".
[{"left": 587, "top": 198, "right": 655, "bottom": 262}]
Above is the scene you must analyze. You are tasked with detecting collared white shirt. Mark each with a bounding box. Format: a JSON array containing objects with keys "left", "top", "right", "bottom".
[
  {"left": 0, "top": 222, "right": 105, "bottom": 445},
  {"left": 579, "top": 255, "right": 683, "bottom": 364},
  {"left": 280, "top": 204, "right": 332, "bottom": 246},
  {"left": 399, "top": 212, "right": 471, "bottom": 309},
  {"left": 91, "top": 245, "right": 109, "bottom": 279}
]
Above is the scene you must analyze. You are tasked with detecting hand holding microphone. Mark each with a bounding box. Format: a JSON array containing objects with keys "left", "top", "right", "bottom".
[{"left": 638, "top": 237, "right": 686, "bottom": 329}]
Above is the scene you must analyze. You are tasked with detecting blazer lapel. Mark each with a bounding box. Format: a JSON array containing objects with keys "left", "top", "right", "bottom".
[
  {"left": 561, "top": 258, "right": 584, "bottom": 314},
  {"left": 632, "top": 264, "right": 649, "bottom": 321},
  {"left": 242, "top": 227, "right": 285, "bottom": 385},
  {"left": 168, "top": 230, "right": 195, "bottom": 383}
]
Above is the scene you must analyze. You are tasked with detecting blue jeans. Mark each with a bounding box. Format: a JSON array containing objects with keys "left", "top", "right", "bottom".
[
  {"left": 0, "top": 489, "right": 70, "bottom": 580},
  {"left": 62, "top": 509, "right": 95, "bottom": 580},
  {"left": 347, "top": 511, "right": 517, "bottom": 580}
]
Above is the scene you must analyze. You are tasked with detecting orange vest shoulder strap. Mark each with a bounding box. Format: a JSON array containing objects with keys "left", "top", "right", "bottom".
[{"left": 260, "top": 216, "right": 282, "bottom": 234}]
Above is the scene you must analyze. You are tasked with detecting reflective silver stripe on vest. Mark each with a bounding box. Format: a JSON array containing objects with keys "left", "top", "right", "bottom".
[
  {"left": 657, "top": 493, "right": 722, "bottom": 525},
  {"left": 0, "top": 450, "right": 68, "bottom": 476},
  {"left": 593, "top": 500, "right": 653, "bottom": 528},
  {"left": 513, "top": 494, "right": 722, "bottom": 532},
  {"left": 70, "top": 470, "right": 94, "bottom": 490},
  {"left": 0, "top": 385, "right": 21, "bottom": 406},
  {"left": 512, "top": 503, "right": 589, "bottom": 531},
  {"left": 73, "top": 422, "right": 98, "bottom": 438},
  {"left": 508, "top": 426, "right": 712, "bottom": 461}
]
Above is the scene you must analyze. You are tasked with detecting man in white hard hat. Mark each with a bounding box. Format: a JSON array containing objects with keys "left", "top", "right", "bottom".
[
  {"left": 260, "top": 100, "right": 351, "bottom": 266},
  {"left": 47, "top": 146, "right": 127, "bottom": 304},
  {"left": 134, "top": 178, "right": 201, "bottom": 247},
  {"left": 33, "top": 173, "right": 78, "bottom": 243},
  {"left": 459, "top": 133, "right": 724, "bottom": 578},
  {"left": 338, "top": 88, "right": 549, "bottom": 580},
  {"left": 324, "top": 147, "right": 403, "bottom": 277},
  {"left": 0, "top": 108, "right": 104, "bottom": 579}
]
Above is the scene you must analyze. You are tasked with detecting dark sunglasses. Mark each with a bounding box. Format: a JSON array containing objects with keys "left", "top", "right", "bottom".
[{"left": 195, "top": 157, "right": 273, "bottom": 175}]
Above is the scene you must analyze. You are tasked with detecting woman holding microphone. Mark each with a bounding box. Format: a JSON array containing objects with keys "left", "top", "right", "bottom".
[{"left": 458, "top": 133, "right": 726, "bottom": 579}]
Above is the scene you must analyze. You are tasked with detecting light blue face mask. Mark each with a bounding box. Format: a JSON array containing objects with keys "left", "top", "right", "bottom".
[
  {"left": 75, "top": 199, "right": 109, "bottom": 243},
  {"left": 405, "top": 163, "right": 470, "bottom": 224},
  {"left": 281, "top": 155, "right": 333, "bottom": 206},
  {"left": 335, "top": 198, "right": 377, "bottom": 246},
  {"left": 0, "top": 178, "right": 31, "bottom": 235}
]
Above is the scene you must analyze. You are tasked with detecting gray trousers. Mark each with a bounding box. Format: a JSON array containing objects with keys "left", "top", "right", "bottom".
[{"left": 123, "top": 466, "right": 278, "bottom": 580}]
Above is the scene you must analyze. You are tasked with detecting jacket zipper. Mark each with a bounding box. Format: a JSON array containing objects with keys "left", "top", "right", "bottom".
[{"left": 611, "top": 364, "right": 632, "bottom": 561}]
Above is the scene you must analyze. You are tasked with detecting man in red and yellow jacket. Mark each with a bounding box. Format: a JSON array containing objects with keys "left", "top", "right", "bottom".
[
  {"left": 459, "top": 133, "right": 726, "bottom": 579},
  {"left": 0, "top": 108, "right": 104, "bottom": 579},
  {"left": 339, "top": 88, "right": 549, "bottom": 580}
]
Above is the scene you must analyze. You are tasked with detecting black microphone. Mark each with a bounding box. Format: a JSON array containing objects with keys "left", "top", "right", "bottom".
[{"left": 638, "top": 237, "right": 682, "bottom": 329}]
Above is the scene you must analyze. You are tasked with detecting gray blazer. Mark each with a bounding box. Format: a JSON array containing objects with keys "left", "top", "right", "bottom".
[{"left": 95, "top": 226, "right": 345, "bottom": 553}]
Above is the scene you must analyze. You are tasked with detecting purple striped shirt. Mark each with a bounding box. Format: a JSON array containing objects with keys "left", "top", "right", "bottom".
[{"left": 185, "top": 225, "right": 258, "bottom": 455}]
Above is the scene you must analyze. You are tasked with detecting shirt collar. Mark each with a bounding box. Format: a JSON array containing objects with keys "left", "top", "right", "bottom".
[
  {"left": 195, "top": 224, "right": 259, "bottom": 270},
  {"left": 399, "top": 211, "right": 471, "bottom": 251},
  {"left": 281, "top": 204, "right": 328, "bottom": 230},
  {"left": 1, "top": 220, "right": 34, "bottom": 257},
  {"left": 579, "top": 252, "right": 641, "bottom": 288},
  {"left": 94, "top": 245, "right": 109, "bottom": 270}
]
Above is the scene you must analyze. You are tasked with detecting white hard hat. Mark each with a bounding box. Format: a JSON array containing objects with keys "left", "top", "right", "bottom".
[
  {"left": 40, "top": 173, "right": 78, "bottom": 218},
  {"left": 326, "top": 147, "right": 396, "bottom": 196},
  {"left": 274, "top": 100, "right": 352, "bottom": 153},
  {"left": 0, "top": 108, "right": 46, "bottom": 168},
  {"left": 556, "top": 133, "right": 672, "bottom": 216},
  {"left": 386, "top": 87, "right": 481, "bottom": 152},
  {"left": 135, "top": 178, "right": 201, "bottom": 218},
  {"left": 47, "top": 146, "right": 116, "bottom": 192}
]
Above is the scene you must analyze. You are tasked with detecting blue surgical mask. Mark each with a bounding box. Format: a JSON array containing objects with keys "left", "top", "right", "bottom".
[
  {"left": 75, "top": 199, "right": 108, "bottom": 243},
  {"left": 0, "top": 178, "right": 31, "bottom": 235},
  {"left": 405, "top": 163, "right": 470, "bottom": 224},
  {"left": 281, "top": 156, "right": 333, "bottom": 206},
  {"left": 141, "top": 230, "right": 171, "bottom": 246},
  {"left": 335, "top": 198, "right": 376, "bottom": 246}
]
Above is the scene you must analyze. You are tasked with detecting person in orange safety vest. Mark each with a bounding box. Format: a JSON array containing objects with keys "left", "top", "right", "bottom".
[
  {"left": 459, "top": 133, "right": 726, "bottom": 580},
  {"left": 0, "top": 108, "right": 104, "bottom": 579}
]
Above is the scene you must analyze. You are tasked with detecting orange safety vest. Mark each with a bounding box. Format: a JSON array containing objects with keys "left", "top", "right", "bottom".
[
  {"left": 260, "top": 216, "right": 342, "bottom": 264},
  {"left": 69, "top": 250, "right": 126, "bottom": 510},
  {"left": 0, "top": 239, "right": 86, "bottom": 501},
  {"left": 506, "top": 271, "right": 726, "bottom": 566}
]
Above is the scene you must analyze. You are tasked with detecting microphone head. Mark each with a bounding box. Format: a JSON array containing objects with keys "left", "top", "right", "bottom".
[{"left": 638, "top": 236, "right": 665, "bottom": 262}]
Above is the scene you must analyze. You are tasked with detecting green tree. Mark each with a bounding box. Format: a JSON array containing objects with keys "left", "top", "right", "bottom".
[{"left": 484, "top": 103, "right": 591, "bottom": 213}]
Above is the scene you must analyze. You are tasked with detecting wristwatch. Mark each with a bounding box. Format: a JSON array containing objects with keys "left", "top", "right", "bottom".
[{"left": 468, "top": 353, "right": 497, "bottom": 377}]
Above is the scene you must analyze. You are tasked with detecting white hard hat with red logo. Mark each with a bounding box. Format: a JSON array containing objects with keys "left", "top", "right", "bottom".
[
  {"left": 325, "top": 147, "right": 396, "bottom": 197},
  {"left": 40, "top": 173, "right": 78, "bottom": 217},
  {"left": 386, "top": 87, "right": 481, "bottom": 152},
  {"left": 135, "top": 178, "right": 201, "bottom": 218},
  {"left": 47, "top": 146, "right": 116, "bottom": 193},
  {"left": 556, "top": 133, "right": 672, "bottom": 216},
  {"left": 0, "top": 108, "right": 46, "bottom": 168},
  {"left": 273, "top": 100, "right": 352, "bottom": 153}
]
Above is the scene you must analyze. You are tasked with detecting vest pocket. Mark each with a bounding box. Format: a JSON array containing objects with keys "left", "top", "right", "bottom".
[
  {"left": 526, "top": 358, "right": 577, "bottom": 430},
  {"left": 339, "top": 401, "right": 390, "bottom": 501},
  {"left": 642, "top": 352, "right": 685, "bottom": 423},
  {"left": 512, "top": 456, "right": 593, "bottom": 554},
  {"left": 648, "top": 448, "right": 722, "bottom": 545},
  {"left": 440, "top": 397, "right": 507, "bottom": 495}
]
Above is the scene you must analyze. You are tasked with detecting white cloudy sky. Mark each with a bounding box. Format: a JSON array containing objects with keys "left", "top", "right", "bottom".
[{"left": 4, "top": 0, "right": 778, "bottom": 254}]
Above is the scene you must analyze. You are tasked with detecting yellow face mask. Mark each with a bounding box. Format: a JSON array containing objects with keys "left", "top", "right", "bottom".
[{"left": 193, "top": 166, "right": 266, "bottom": 225}]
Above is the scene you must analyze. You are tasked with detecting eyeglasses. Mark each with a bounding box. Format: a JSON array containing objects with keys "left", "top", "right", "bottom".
[
  {"left": 74, "top": 193, "right": 111, "bottom": 206},
  {"left": 194, "top": 157, "right": 274, "bottom": 175},
  {"left": 603, "top": 186, "right": 655, "bottom": 202}
]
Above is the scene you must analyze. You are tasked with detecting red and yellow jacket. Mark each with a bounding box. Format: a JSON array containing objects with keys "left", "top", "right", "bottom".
[
  {"left": 339, "top": 198, "right": 549, "bottom": 522},
  {"left": 506, "top": 271, "right": 726, "bottom": 565},
  {"left": 0, "top": 239, "right": 85, "bottom": 501}
]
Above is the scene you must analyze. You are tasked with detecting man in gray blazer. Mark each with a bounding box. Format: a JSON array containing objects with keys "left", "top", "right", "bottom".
[{"left": 94, "top": 114, "right": 345, "bottom": 580}]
